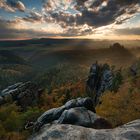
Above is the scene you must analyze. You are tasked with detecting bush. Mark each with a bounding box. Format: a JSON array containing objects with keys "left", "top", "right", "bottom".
[
  {"left": 96, "top": 81, "right": 140, "bottom": 127},
  {"left": 111, "top": 70, "right": 123, "bottom": 92},
  {"left": 0, "top": 103, "right": 43, "bottom": 140}
]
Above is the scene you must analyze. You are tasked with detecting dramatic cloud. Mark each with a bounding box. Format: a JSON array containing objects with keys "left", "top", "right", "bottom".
[
  {"left": 41, "top": 0, "right": 140, "bottom": 36},
  {"left": 0, "top": 0, "right": 140, "bottom": 39},
  {"left": 14, "top": 1, "right": 25, "bottom": 11},
  {"left": 0, "top": 0, "right": 25, "bottom": 12},
  {"left": 0, "top": 18, "right": 64, "bottom": 39},
  {"left": 23, "top": 11, "right": 43, "bottom": 23}
]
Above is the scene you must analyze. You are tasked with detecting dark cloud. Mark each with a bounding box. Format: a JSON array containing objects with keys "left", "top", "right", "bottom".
[
  {"left": 0, "top": 19, "right": 23, "bottom": 39},
  {"left": 61, "top": 25, "right": 94, "bottom": 37},
  {"left": 0, "top": 0, "right": 25, "bottom": 12},
  {"left": 0, "top": 0, "right": 140, "bottom": 39},
  {"left": 0, "top": 19, "right": 61, "bottom": 39},
  {"left": 43, "top": 0, "right": 140, "bottom": 28},
  {"left": 116, "top": 0, "right": 139, "bottom": 5},
  {"left": 0, "top": 18, "right": 94, "bottom": 39},
  {"left": 23, "top": 11, "right": 42, "bottom": 22},
  {"left": 76, "top": 0, "right": 139, "bottom": 27},
  {"left": 115, "top": 27, "right": 140, "bottom": 35}
]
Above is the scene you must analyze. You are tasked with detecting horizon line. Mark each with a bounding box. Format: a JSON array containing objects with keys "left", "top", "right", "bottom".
[{"left": 0, "top": 37, "right": 140, "bottom": 41}]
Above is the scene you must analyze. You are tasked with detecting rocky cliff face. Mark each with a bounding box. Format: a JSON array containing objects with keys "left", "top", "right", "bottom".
[
  {"left": 29, "top": 119, "right": 140, "bottom": 140},
  {"left": 86, "top": 62, "right": 113, "bottom": 106},
  {"left": 0, "top": 81, "right": 43, "bottom": 109}
]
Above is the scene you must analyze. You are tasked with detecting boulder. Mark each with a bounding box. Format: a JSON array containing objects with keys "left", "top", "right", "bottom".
[
  {"left": 29, "top": 119, "right": 140, "bottom": 140},
  {"left": 56, "top": 107, "right": 102, "bottom": 128},
  {"left": 65, "top": 97, "right": 94, "bottom": 111},
  {"left": 30, "top": 97, "right": 95, "bottom": 132}
]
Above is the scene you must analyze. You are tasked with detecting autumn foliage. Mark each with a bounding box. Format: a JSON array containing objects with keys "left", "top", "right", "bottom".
[{"left": 1, "top": 63, "right": 140, "bottom": 139}]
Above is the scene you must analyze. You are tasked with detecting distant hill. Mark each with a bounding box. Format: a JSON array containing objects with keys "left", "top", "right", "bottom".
[
  {"left": 0, "top": 38, "right": 140, "bottom": 48},
  {"left": 29, "top": 47, "right": 136, "bottom": 68},
  {"left": 0, "top": 40, "right": 138, "bottom": 90},
  {"left": 0, "top": 50, "right": 27, "bottom": 65}
]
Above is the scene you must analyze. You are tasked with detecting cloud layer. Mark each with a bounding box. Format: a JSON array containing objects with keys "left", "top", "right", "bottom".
[
  {"left": 43, "top": 1, "right": 139, "bottom": 24},
  {"left": 0, "top": 0, "right": 140, "bottom": 39},
  {"left": 115, "top": 27, "right": 140, "bottom": 35}
]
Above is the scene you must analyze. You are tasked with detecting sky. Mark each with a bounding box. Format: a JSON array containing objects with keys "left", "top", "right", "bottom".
[{"left": 0, "top": 0, "right": 140, "bottom": 40}]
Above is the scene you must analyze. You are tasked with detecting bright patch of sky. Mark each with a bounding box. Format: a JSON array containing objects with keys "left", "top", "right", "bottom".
[{"left": 123, "top": 13, "right": 140, "bottom": 28}]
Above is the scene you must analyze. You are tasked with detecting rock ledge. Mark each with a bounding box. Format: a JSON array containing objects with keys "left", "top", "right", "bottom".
[{"left": 29, "top": 119, "right": 140, "bottom": 140}]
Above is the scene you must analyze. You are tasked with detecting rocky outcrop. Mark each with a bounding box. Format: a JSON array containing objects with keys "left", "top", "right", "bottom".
[
  {"left": 56, "top": 107, "right": 111, "bottom": 129},
  {"left": 86, "top": 62, "right": 113, "bottom": 106},
  {"left": 26, "top": 91, "right": 139, "bottom": 140},
  {"left": 0, "top": 81, "right": 43, "bottom": 108},
  {"left": 25, "top": 97, "right": 97, "bottom": 132},
  {"left": 29, "top": 119, "right": 140, "bottom": 140}
]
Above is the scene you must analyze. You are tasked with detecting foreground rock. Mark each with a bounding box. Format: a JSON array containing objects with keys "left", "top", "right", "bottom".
[
  {"left": 0, "top": 81, "right": 43, "bottom": 109},
  {"left": 29, "top": 119, "right": 140, "bottom": 140},
  {"left": 56, "top": 107, "right": 112, "bottom": 129},
  {"left": 25, "top": 98, "right": 99, "bottom": 132}
]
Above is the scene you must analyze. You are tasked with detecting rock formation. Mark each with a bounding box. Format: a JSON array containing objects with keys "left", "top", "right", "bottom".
[
  {"left": 56, "top": 107, "right": 112, "bottom": 129},
  {"left": 25, "top": 97, "right": 97, "bottom": 132},
  {"left": 0, "top": 81, "right": 43, "bottom": 109},
  {"left": 86, "top": 62, "right": 113, "bottom": 106},
  {"left": 27, "top": 95, "right": 140, "bottom": 140},
  {"left": 29, "top": 119, "right": 140, "bottom": 140},
  {"left": 24, "top": 62, "right": 139, "bottom": 140}
]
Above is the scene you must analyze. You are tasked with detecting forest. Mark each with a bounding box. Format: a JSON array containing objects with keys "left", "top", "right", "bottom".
[{"left": 0, "top": 40, "right": 140, "bottom": 140}]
